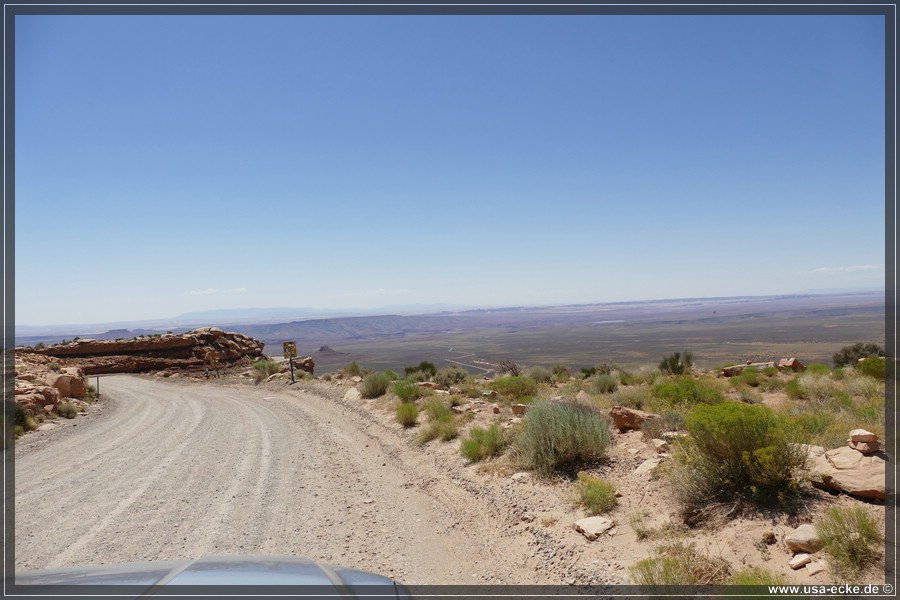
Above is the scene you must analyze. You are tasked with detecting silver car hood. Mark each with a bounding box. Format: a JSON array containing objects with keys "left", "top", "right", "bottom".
[{"left": 14, "top": 554, "right": 404, "bottom": 597}]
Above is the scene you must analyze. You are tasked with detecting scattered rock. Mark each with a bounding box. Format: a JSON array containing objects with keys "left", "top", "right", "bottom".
[
  {"left": 789, "top": 553, "right": 812, "bottom": 570},
  {"left": 785, "top": 524, "right": 823, "bottom": 553},
  {"left": 510, "top": 472, "right": 530, "bottom": 483},
  {"left": 482, "top": 390, "right": 499, "bottom": 399},
  {"left": 511, "top": 404, "right": 528, "bottom": 417},
  {"left": 609, "top": 406, "right": 658, "bottom": 432},
  {"left": 343, "top": 388, "right": 362, "bottom": 402},
  {"left": 806, "top": 561, "right": 827, "bottom": 576},
  {"left": 575, "top": 390, "right": 592, "bottom": 404},
  {"left": 650, "top": 439, "right": 669, "bottom": 454},
  {"left": 574, "top": 516, "right": 615, "bottom": 541},
  {"left": 634, "top": 457, "right": 663, "bottom": 476},
  {"left": 350, "top": 376, "right": 363, "bottom": 384},
  {"left": 492, "top": 404, "right": 500, "bottom": 414},
  {"left": 778, "top": 357, "right": 806, "bottom": 372}
]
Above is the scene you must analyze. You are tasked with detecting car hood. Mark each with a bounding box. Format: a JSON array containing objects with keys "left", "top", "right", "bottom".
[{"left": 14, "top": 554, "right": 405, "bottom": 597}]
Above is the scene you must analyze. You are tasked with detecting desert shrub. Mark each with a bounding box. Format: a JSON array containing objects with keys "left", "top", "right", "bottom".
[
  {"left": 497, "top": 360, "right": 525, "bottom": 376},
  {"left": 252, "top": 360, "right": 281, "bottom": 383},
  {"left": 404, "top": 360, "right": 437, "bottom": 377},
  {"left": 13, "top": 402, "right": 28, "bottom": 427},
  {"left": 344, "top": 361, "right": 364, "bottom": 377},
  {"left": 785, "top": 376, "right": 803, "bottom": 399},
  {"left": 618, "top": 371, "right": 643, "bottom": 386},
  {"left": 528, "top": 366, "right": 553, "bottom": 384},
  {"left": 404, "top": 369, "right": 431, "bottom": 382},
  {"left": 658, "top": 351, "right": 693, "bottom": 375},
  {"left": 575, "top": 473, "right": 617, "bottom": 515},
  {"left": 395, "top": 402, "right": 418, "bottom": 427},
  {"left": 610, "top": 387, "right": 648, "bottom": 410},
  {"left": 416, "top": 399, "right": 458, "bottom": 444},
  {"left": 510, "top": 400, "right": 610, "bottom": 476},
  {"left": 434, "top": 366, "right": 469, "bottom": 388},
  {"left": 651, "top": 378, "right": 725, "bottom": 409},
  {"left": 794, "top": 372, "right": 839, "bottom": 401},
  {"left": 57, "top": 402, "right": 78, "bottom": 419},
  {"left": 460, "top": 424, "right": 507, "bottom": 462},
  {"left": 383, "top": 369, "right": 399, "bottom": 381},
  {"left": 392, "top": 380, "right": 420, "bottom": 403},
  {"left": 460, "top": 382, "right": 483, "bottom": 398},
  {"left": 730, "top": 368, "right": 761, "bottom": 388},
  {"left": 856, "top": 356, "right": 885, "bottom": 380},
  {"left": 833, "top": 342, "right": 884, "bottom": 367},
  {"left": 551, "top": 364, "right": 570, "bottom": 381},
  {"left": 321, "top": 373, "right": 333, "bottom": 382},
  {"left": 668, "top": 402, "right": 807, "bottom": 518},
  {"left": 591, "top": 374, "right": 618, "bottom": 394},
  {"left": 736, "top": 387, "right": 763, "bottom": 404},
  {"left": 816, "top": 507, "right": 883, "bottom": 579},
  {"left": 85, "top": 384, "right": 97, "bottom": 401},
  {"left": 629, "top": 542, "right": 731, "bottom": 586},
  {"left": 628, "top": 511, "right": 653, "bottom": 540},
  {"left": 846, "top": 374, "right": 882, "bottom": 399},
  {"left": 488, "top": 376, "right": 538, "bottom": 401},
  {"left": 48, "top": 362, "right": 61, "bottom": 372},
  {"left": 806, "top": 363, "right": 832, "bottom": 375},
  {"left": 640, "top": 412, "right": 685, "bottom": 441},
  {"left": 728, "top": 567, "right": 788, "bottom": 586},
  {"left": 579, "top": 367, "right": 597, "bottom": 379},
  {"left": 360, "top": 372, "right": 391, "bottom": 399}
]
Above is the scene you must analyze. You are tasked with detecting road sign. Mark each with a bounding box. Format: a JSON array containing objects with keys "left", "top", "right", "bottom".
[{"left": 283, "top": 341, "right": 297, "bottom": 359}]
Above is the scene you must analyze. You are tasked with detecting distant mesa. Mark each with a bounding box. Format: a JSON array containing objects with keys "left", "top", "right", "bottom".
[{"left": 316, "top": 345, "right": 345, "bottom": 355}]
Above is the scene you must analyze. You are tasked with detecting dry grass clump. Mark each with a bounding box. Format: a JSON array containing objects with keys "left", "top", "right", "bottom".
[
  {"left": 360, "top": 372, "right": 391, "bottom": 399},
  {"left": 629, "top": 541, "right": 731, "bottom": 585},
  {"left": 460, "top": 424, "right": 507, "bottom": 462},
  {"left": 252, "top": 360, "right": 281, "bottom": 383},
  {"left": 395, "top": 402, "right": 418, "bottom": 427},
  {"left": 416, "top": 399, "right": 458, "bottom": 445},
  {"left": 816, "top": 506, "right": 883, "bottom": 580},
  {"left": 575, "top": 472, "right": 617, "bottom": 515}
]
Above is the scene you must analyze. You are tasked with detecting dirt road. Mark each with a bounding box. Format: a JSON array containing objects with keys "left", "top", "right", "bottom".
[{"left": 14, "top": 376, "right": 549, "bottom": 584}]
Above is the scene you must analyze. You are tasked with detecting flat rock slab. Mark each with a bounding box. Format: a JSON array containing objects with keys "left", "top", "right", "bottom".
[
  {"left": 574, "top": 516, "right": 615, "bottom": 541},
  {"left": 634, "top": 457, "right": 663, "bottom": 476},
  {"left": 789, "top": 553, "right": 812, "bottom": 570},
  {"left": 810, "top": 446, "right": 886, "bottom": 500},
  {"left": 343, "top": 388, "right": 362, "bottom": 402}
]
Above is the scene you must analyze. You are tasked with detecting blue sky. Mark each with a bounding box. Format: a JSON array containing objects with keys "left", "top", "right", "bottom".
[{"left": 14, "top": 14, "right": 886, "bottom": 325}]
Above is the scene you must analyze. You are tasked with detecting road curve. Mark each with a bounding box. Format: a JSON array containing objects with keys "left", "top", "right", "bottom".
[{"left": 13, "top": 376, "right": 532, "bottom": 584}]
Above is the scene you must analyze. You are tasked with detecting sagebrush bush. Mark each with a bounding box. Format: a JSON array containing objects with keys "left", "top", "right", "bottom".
[
  {"left": 856, "top": 356, "right": 885, "bottom": 380},
  {"left": 360, "top": 372, "right": 391, "bottom": 399},
  {"left": 528, "top": 366, "right": 553, "bottom": 384},
  {"left": 576, "top": 472, "right": 617, "bottom": 515},
  {"left": 344, "top": 361, "right": 364, "bottom": 377},
  {"left": 833, "top": 342, "right": 884, "bottom": 367},
  {"left": 57, "top": 402, "right": 78, "bottom": 419},
  {"left": 511, "top": 401, "right": 610, "bottom": 476},
  {"left": 816, "top": 507, "right": 883, "bottom": 579},
  {"left": 609, "top": 387, "right": 648, "bottom": 410},
  {"left": 395, "top": 402, "right": 418, "bottom": 427},
  {"left": 591, "top": 374, "right": 618, "bottom": 394},
  {"left": 668, "top": 402, "right": 807, "bottom": 518},
  {"left": 434, "top": 366, "right": 469, "bottom": 388},
  {"left": 384, "top": 369, "right": 399, "bottom": 381},
  {"left": 794, "top": 372, "right": 839, "bottom": 401},
  {"left": 629, "top": 542, "right": 731, "bottom": 585},
  {"left": 460, "top": 424, "right": 507, "bottom": 461},
  {"left": 551, "top": 364, "right": 570, "bottom": 381},
  {"left": 392, "top": 380, "right": 420, "bottom": 403},
  {"left": 252, "top": 360, "right": 281, "bottom": 383},
  {"left": 488, "top": 376, "right": 538, "bottom": 401},
  {"left": 651, "top": 378, "right": 725, "bottom": 409},
  {"left": 404, "top": 361, "right": 436, "bottom": 377}
]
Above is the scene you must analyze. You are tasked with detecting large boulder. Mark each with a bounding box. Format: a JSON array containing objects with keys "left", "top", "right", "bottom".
[
  {"left": 46, "top": 371, "right": 86, "bottom": 399},
  {"left": 609, "top": 406, "right": 658, "bottom": 432},
  {"left": 810, "top": 446, "right": 886, "bottom": 500},
  {"left": 785, "top": 524, "right": 824, "bottom": 553}
]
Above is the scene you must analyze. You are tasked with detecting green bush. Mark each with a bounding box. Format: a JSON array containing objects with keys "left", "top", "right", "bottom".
[
  {"left": 48, "top": 362, "right": 61, "bottom": 372},
  {"left": 528, "top": 366, "right": 553, "bottom": 384},
  {"left": 344, "top": 361, "right": 364, "bottom": 377},
  {"left": 511, "top": 401, "right": 610, "bottom": 476},
  {"left": 551, "top": 364, "right": 570, "bottom": 381},
  {"left": 395, "top": 402, "right": 418, "bottom": 427},
  {"left": 416, "top": 399, "right": 458, "bottom": 444},
  {"left": 833, "top": 342, "right": 884, "bottom": 367},
  {"left": 404, "top": 361, "right": 436, "bottom": 377},
  {"left": 658, "top": 351, "right": 693, "bottom": 375},
  {"left": 856, "top": 356, "right": 885, "bottom": 380},
  {"left": 669, "top": 402, "right": 807, "bottom": 517},
  {"left": 404, "top": 369, "right": 432, "bottom": 382},
  {"left": 460, "top": 424, "right": 507, "bottom": 461},
  {"left": 360, "top": 372, "right": 391, "bottom": 398},
  {"left": 252, "top": 360, "right": 281, "bottom": 383},
  {"left": 392, "top": 380, "right": 421, "bottom": 403},
  {"left": 488, "top": 376, "right": 538, "bottom": 401},
  {"left": 629, "top": 542, "right": 731, "bottom": 585},
  {"left": 591, "top": 374, "right": 617, "bottom": 394},
  {"left": 816, "top": 507, "right": 883, "bottom": 579},
  {"left": 576, "top": 473, "right": 617, "bottom": 515},
  {"left": 806, "top": 363, "right": 832, "bottom": 375},
  {"left": 610, "top": 387, "right": 648, "bottom": 410},
  {"left": 57, "top": 402, "right": 78, "bottom": 419},
  {"left": 384, "top": 369, "right": 399, "bottom": 381},
  {"left": 579, "top": 367, "right": 597, "bottom": 379},
  {"left": 651, "top": 378, "right": 724, "bottom": 409},
  {"left": 13, "top": 402, "right": 28, "bottom": 427},
  {"left": 434, "top": 366, "right": 469, "bottom": 388}
]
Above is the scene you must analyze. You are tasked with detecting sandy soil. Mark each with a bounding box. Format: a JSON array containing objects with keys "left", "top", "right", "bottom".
[{"left": 14, "top": 374, "right": 885, "bottom": 586}]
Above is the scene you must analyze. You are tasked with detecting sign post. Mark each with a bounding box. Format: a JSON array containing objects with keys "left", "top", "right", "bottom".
[{"left": 283, "top": 341, "right": 297, "bottom": 384}]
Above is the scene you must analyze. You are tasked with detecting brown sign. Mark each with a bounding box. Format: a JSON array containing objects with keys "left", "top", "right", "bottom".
[{"left": 282, "top": 341, "right": 297, "bottom": 358}]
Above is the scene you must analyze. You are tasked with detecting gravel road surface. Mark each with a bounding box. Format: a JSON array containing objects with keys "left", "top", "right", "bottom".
[{"left": 14, "top": 375, "right": 538, "bottom": 584}]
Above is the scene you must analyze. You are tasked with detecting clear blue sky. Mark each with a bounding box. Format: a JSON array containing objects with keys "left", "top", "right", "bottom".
[{"left": 15, "top": 14, "right": 886, "bottom": 326}]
